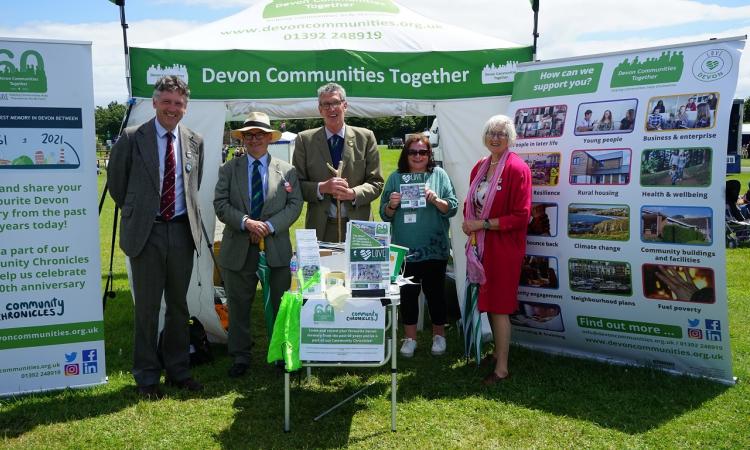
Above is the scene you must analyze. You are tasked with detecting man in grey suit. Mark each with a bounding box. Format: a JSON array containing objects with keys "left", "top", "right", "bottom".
[
  {"left": 108, "top": 76, "right": 204, "bottom": 398},
  {"left": 293, "top": 83, "right": 383, "bottom": 242},
  {"left": 214, "top": 112, "right": 303, "bottom": 377}
]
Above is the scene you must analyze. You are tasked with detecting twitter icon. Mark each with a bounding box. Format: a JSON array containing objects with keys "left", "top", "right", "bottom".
[
  {"left": 65, "top": 352, "right": 77, "bottom": 362},
  {"left": 688, "top": 319, "right": 700, "bottom": 327}
]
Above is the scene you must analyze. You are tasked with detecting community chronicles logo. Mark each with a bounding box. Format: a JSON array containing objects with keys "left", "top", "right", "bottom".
[
  {"left": 692, "top": 49, "right": 732, "bottom": 82},
  {"left": 0, "top": 297, "right": 65, "bottom": 321}
]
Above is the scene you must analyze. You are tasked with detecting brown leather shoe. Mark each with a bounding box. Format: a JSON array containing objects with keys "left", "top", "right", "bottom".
[
  {"left": 166, "top": 377, "right": 204, "bottom": 391},
  {"left": 136, "top": 384, "right": 164, "bottom": 400},
  {"left": 482, "top": 372, "right": 510, "bottom": 386}
]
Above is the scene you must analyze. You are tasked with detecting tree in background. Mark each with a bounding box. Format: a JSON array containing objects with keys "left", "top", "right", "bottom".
[
  {"left": 744, "top": 96, "right": 749, "bottom": 122},
  {"left": 95, "top": 101, "right": 127, "bottom": 144}
]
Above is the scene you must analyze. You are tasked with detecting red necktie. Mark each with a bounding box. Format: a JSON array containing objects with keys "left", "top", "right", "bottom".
[{"left": 160, "top": 132, "right": 176, "bottom": 221}]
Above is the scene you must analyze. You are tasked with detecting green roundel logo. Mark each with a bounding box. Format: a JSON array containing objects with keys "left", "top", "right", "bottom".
[
  {"left": 692, "top": 49, "right": 732, "bottom": 82},
  {"left": 313, "top": 304, "right": 335, "bottom": 322}
]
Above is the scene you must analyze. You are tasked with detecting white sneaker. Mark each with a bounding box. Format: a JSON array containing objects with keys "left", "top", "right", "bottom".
[
  {"left": 400, "top": 338, "right": 417, "bottom": 358},
  {"left": 431, "top": 335, "right": 447, "bottom": 356}
]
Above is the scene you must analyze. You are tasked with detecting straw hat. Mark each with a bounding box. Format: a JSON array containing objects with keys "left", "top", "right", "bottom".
[{"left": 231, "top": 112, "right": 282, "bottom": 142}]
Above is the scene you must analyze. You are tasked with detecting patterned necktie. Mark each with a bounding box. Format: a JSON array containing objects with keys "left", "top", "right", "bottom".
[
  {"left": 250, "top": 159, "right": 264, "bottom": 220},
  {"left": 328, "top": 134, "right": 343, "bottom": 169},
  {"left": 159, "top": 132, "right": 176, "bottom": 221}
]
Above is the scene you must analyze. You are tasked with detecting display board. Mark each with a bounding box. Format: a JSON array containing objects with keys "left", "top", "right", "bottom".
[
  {"left": 508, "top": 37, "right": 744, "bottom": 384},
  {"left": 0, "top": 38, "right": 105, "bottom": 395},
  {"left": 300, "top": 298, "right": 385, "bottom": 362}
]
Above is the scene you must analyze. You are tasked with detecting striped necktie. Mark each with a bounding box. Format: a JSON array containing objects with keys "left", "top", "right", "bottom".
[
  {"left": 159, "top": 132, "right": 176, "bottom": 221},
  {"left": 250, "top": 159, "right": 263, "bottom": 220}
]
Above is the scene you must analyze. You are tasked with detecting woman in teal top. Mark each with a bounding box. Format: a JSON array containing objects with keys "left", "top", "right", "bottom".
[{"left": 380, "top": 135, "right": 458, "bottom": 358}]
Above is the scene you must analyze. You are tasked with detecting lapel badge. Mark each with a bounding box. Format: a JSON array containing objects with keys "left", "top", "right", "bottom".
[
  {"left": 185, "top": 162, "right": 192, "bottom": 173},
  {"left": 284, "top": 181, "right": 292, "bottom": 193},
  {"left": 348, "top": 140, "right": 354, "bottom": 147}
]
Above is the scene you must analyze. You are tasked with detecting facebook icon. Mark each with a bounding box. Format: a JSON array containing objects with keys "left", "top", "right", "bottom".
[
  {"left": 705, "top": 320, "right": 722, "bottom": 341},
  {"left": 705, "top": 320, "right": 721, "bottom": 331},
  {"left": 82, "top": 349, "right": 98, "bottom": 362}
]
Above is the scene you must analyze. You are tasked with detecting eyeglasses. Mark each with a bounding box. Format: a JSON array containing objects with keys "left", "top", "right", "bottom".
[
  {"left": 242, "top": 132, "right": 268, "bottom": 140},
  {"left": 407, "top": 149, "right": 430, "bottom": 157},
  {"left": 319, "top": 100, "right": 344, "bottom": 109},
  {"left": 485, "top": 131, "right": 508, "bottom": 139}
]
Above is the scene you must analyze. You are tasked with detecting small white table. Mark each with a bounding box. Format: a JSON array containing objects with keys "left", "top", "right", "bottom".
[{"left": 283, "top": 287, "right": 400, "bottom": 432}]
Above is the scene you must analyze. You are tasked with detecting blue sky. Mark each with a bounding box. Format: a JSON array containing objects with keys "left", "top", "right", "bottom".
[{"left": 1, "top": 0, "right": 748, "bottom": 105}]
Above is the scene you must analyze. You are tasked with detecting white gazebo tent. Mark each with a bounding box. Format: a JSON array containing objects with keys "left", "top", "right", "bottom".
[{"left": 123, "top": 0, "right": 532, "bottom": 341}]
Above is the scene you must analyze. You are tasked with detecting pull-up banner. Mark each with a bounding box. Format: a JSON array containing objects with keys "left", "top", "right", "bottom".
[
  {"left": 0, "top": 38, "right": 105, "bottom": 396},
  {"left": 507, "top": 37, "right": 744, "bottom": 384}
]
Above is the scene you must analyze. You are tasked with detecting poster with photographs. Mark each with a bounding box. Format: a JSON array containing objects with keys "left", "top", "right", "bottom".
[{"left": 507, "top": 37, "right": 744, "bottom": 384}]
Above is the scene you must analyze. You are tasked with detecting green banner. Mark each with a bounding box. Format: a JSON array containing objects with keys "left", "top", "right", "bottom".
[
  {"left": 130, "top": 47, "right": 532, "bottom": 100},
  {"left": 263, "top": 0, "right": 399, "bottom": 18},
  {"left": 301, "top": 327, "right": 384, "bottom": 344},
  {"left": 577, "top": 316, "right": 682, "bottom": 339},
  {"left": 610, "top": 50, "right": 684, "bottom": 88},
  {"left": 0, "top": 321, "right": 105, "bottom": 350},
  {"left": 511, "top": 63, "right": 602, "bottom": 100}
]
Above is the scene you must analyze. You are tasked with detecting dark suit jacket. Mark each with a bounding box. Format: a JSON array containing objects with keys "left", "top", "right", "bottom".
[
  {"left": 107, "top": 118, "right": 204, "bottom": 257},
  {"left": 292, "top": 125, "right": 383, "bottom": 239},
  {"left": 214, "top": 154, "right": 303, "bottom": 269}
]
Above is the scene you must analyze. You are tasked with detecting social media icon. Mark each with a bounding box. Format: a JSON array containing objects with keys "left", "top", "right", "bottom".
[
  {"left": 705, "top": 319, "right": 721, "bottom": 331},
  {"left": 82, "top": 361, "right": 98, "bottom": 374},
  {"left": 64, "top": 364, "right": 80, "bottom": 376},
  {"left": 687, "top": 328, "right": 703, "bottom": 339},
  {"left": 82, "top": 349, "right": 97, "bottom": 362},
  {"left": 64, "top": 352, "right": 77, "bottom": 362},
  {"left": 688, "top": 319, "right": 700, "bottom": 327}
]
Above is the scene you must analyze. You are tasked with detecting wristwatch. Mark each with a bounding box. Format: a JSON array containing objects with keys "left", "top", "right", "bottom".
[{"left": 483, "top": 219, "right": 490, "bottom": 230}]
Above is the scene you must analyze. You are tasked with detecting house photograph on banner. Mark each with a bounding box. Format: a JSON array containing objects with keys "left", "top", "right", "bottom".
[{"left": 120, "top": 0, "right": 533, "bottom": 342}]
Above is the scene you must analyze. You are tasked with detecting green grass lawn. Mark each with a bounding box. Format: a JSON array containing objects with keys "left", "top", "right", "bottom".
[{"left": 2, "top": 148, "right": 749, "bottom": 448}]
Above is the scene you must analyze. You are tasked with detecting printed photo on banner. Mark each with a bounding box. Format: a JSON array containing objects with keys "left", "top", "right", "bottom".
[
  {"left": 513, "top": 104, "right": 567, "bottom": 139},
  {"left": 640, "top": 147, "right": 712, "bottom": 187},
  {"left": 644, "top": 92, "right": 719, "bottom": 131},
  {"left": 520, "top": 152, "right": 561, "bottom": 186},
  {"left": 528, "top": 202, "right": 558, "bottom": 237},
  {"left": 569, "top": 258, "right": 632, "bottom": 296},
  {"left": 568, "top": 203, "right": 629, "bottom": 241},
  {"left": 642, "top": 263, "right": 715, "bottom": 304},
  {"left": 519, "top": 255, "right": 559, "bottom": 289},
  {"left": 511, "top": 301, "right": 565, "bottom": 332},
  {"left": 569, "top": 148, "right": 631, "bottom": 185},
  {"left": 573, "top": 99, "right": 638, "bottom": 135},
  {"left": 640, "top": 205, "right": 713, "bottom": 245}
]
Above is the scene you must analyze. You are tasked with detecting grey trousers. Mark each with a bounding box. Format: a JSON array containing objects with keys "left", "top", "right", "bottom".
[
  {"left": 130, "top": 220, "right": 194, "bottom": 387},
  {"left": 222, "top": 245, "right": 291, "bottom": 365}
]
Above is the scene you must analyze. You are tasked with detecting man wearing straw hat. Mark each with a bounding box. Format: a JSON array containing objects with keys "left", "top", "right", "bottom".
[
  {"left": 214, "top": 112, "right": 302, "bottom": 378},
  {"left": 293, "top": 82, "right": 383, "bottom": 242}
]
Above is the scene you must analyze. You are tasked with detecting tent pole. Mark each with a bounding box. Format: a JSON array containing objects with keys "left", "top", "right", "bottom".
[
  {"left": 115, "top": 1, "right": 132, "bottom": 98},
  {"left": 532, "top": 0, "right": 540, "bottom": 61}
]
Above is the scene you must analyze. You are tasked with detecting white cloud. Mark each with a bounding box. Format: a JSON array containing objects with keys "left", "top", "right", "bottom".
[{"left": 0, "top": 20, "right": 200, "bottom": 105}]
